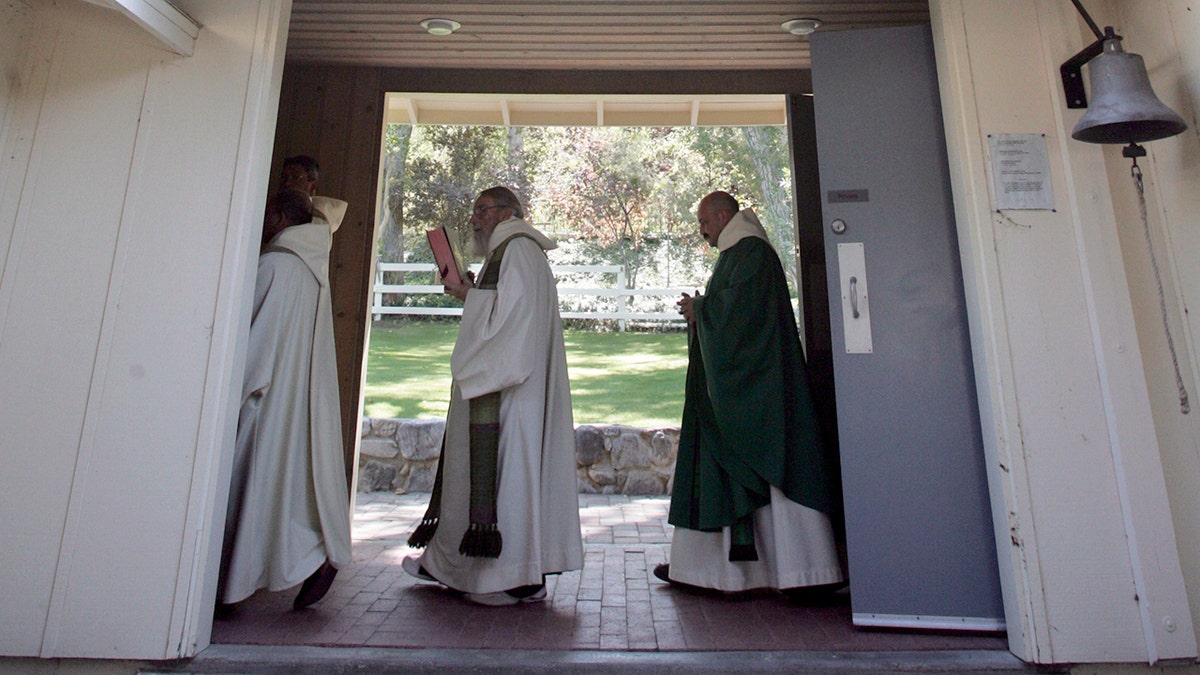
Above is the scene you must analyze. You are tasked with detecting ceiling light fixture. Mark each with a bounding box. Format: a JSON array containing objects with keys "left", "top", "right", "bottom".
[
  {"left": 420, "top": 18, "right": 461, "bottom": 36},
  {"left": 781, "top": 18, "right": 822, "bottom": 36}
]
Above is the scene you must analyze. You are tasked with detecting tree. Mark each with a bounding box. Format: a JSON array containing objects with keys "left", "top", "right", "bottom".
[
  {"left": 378, "top": 125, "right": 412, "bottom": 264},
  {"left": 691, "top": 126, "right": 797, "bottom": 292},
  {"left": 740, "top": 126, "right": 794, "bottom": 252},
  {"left": 532, "top": 127, "right": 690, "bottom": 288},
  {"left": 377, "top": 122, "right": 795, "bottom": 310},
  {"left": 403, "top": 125, "right": 509, "bottom": 256}
]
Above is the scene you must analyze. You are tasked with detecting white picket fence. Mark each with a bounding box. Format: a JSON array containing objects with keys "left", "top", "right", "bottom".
[{"left": 372, "top": 262, "right": 691, "bottom": 329}]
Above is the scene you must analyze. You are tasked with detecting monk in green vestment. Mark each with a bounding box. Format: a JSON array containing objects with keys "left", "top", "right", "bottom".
[{"left": 654, "top": 191, "right": 845, "bottom": 595}]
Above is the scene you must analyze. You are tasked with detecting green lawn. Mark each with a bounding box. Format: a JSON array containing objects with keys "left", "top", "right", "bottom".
[{"left": 363, "top": 320, "right": 689, "bottom": 428}]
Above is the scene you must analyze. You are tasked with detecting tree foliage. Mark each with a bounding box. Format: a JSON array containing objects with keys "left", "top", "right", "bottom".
[{"left": 379, "top": 123, "right": 797, "bottom": 295}]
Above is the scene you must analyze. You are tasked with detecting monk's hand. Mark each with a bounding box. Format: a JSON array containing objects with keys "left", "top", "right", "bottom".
[
  {"left": 677, "top": 291, "right": 698, "bottom": 324},
  {"left": 444, "top": 277, "right": 471, "bottom": 302}
]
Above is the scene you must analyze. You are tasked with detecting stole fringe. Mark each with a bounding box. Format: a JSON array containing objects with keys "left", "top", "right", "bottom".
[
  {"left": 459, "top": 522, "right": 503, "bottom": 558},
  {"left": 407, "top": 517, "right": 439, "bottom": 549},
  {"left": 407, "top": 407, "right": 446, "bottom": 549}
]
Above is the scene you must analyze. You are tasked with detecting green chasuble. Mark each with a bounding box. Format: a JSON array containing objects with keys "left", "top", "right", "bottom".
[{"left": 668, "top": 235, "right": 837, "bottom": 543}]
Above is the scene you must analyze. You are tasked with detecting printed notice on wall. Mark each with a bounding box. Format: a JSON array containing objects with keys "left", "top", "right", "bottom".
[{"left": 989, "top": 134, "right": 1054, "bottom": 210}]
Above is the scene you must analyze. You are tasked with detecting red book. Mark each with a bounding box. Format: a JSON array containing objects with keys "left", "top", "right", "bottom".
[{"left": 426, "top": 226, "right": 468, "bottom": 286}]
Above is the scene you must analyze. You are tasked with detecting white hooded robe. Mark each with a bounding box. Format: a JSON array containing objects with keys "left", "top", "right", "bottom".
[
  {"left": 221, "top": 223, "right": 352, "bottom": 603},
  {"left": 416, "top": 218, "right": 584, "bottom": 594}
]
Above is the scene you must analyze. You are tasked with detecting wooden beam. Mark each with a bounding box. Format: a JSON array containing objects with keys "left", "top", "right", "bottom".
[{"left": 378, "top": 68, "right": 812, "bottom": 95}]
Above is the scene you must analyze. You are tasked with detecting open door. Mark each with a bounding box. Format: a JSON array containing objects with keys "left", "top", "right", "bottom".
[{"left": 810, "top": 25, "right": 1004, "bottom": 630}]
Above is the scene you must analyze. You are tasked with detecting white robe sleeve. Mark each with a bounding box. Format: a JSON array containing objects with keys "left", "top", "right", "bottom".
[
  {"left": 451, "top": 238, "right": 553, "bottom": 400},
  {"left": 241, "top": 255, "right": 292, "bottom": 403}
]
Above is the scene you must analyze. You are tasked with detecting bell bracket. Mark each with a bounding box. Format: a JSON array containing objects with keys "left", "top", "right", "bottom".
[{"left": 1061, "top": 26, "right": 1120, "bottom": 109}]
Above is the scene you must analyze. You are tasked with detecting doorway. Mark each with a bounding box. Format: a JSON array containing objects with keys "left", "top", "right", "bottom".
[{"left": 222, "top": 70, "right": 1003, "bottom": 653}]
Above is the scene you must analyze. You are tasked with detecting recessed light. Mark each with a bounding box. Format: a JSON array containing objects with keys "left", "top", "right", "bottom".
[
  {"left": 420, "top": 18, "right": 461, "bottom": 36},
  {"left": 781, "top": 18, "right": 822, "bottom": 36}
]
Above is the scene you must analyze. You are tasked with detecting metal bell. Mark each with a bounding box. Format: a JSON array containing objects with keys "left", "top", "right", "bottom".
[{"left": 1072, "top": 37, "right": 1188, "bottom": 144}]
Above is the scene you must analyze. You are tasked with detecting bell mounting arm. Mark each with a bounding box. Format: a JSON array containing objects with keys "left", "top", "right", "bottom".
[{"left": 1061, "top": 26, "right": 1119, "bottom": 109}]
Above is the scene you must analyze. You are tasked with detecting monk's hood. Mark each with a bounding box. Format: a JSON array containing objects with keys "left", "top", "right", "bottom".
[
  {"left": 716, "top": 208, "right": 769, "bottom": 251},
  {"left": 312, "top": 196, "right": 348, "bottom": 235},
  {"left": 268, "top": 223, "right": 332, "bottom": 286},
  {"left": 487, "top": 217, "right": 558, "bottom": 253}
]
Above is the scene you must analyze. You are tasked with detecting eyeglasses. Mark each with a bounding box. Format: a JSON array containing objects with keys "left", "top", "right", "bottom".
[{"left": 472, "top": 204, "right": 508, "bottom": 216}]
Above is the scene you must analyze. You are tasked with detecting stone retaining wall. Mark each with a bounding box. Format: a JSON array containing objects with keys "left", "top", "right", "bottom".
[{"left": 358, "top": 418, "right": 680, "bottom": 496}]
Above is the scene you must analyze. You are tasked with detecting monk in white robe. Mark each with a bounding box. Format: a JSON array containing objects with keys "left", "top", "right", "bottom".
[
  {"left": 279, "top": 153, "right": 348, "bottom": 240},
  {"left": 220, "top": 188, "right": 352, "bottom": 611},
  {"left": 404, "top": 186, "right": 583, "bottom": 606}
]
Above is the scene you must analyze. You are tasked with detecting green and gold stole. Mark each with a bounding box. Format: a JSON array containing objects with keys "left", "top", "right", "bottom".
[{"left": 408, "top": 234, "right": 536, "bottom": 558}]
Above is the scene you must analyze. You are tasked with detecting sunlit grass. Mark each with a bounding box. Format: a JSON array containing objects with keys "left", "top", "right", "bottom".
[{"left": 364, "top": 320, "right": 688, "bottom": 428}]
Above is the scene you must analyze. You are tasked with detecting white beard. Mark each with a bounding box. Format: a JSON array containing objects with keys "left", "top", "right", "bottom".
[{"left": 471, "top": 229, "right": 490, "bottom": 259}]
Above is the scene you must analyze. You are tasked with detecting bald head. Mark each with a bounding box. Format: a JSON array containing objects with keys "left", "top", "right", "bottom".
[{"left": 697, "top": 191, "right": 740, "bottom": 247}]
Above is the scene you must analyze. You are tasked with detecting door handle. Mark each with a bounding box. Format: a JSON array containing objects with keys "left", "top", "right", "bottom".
[
  {"left": 849, "top": 276, "right": 860, "bottom": 319},
  {"left": 837, "top": 242, "right": 872, "bottom": 354}
]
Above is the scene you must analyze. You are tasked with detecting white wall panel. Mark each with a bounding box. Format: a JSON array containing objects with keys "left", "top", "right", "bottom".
[
  {"left": 1098, "top": 1, "right": 1200, "bottom": 654},
  {"left": 0, "top": 1, "right": 46, "bottom": 654},
  {"left": 0, "top": 3, "right": 147, "bottom": 654},
  {"left": 932, "top": 0, "right": 1196, "bottom": 664},
  {"left": 0, "top": 0, "right": 289, "bottom": 659}
]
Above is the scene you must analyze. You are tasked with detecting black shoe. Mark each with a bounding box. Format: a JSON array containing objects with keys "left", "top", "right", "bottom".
[
  {"left": 401, "top": 555, "right": 438, "bottom": 582},
  {"left": 781, "top": 580, "right": 850, "bottom": 606},
  {"left": 293, "top": 560, "right": 338, "bottom": 610},
  {"left": 508, "top": 583, "right": 547, "bottom": 600},
  {"left": 653, "top": 564, "right": 672, "bottom": 583},
  {"left": 653, "top": 563, "right": 717, "bottom": 594},
  {"left": 465, "top": 584, "right": 547, "bottom": 606},
  {"left": 214, "top": 601, "right": 237, "bottom": 620}
]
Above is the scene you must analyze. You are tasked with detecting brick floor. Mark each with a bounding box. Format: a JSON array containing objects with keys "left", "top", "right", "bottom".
[{"left": 211, "top": 492, "right": 1008, "bottom": 653}]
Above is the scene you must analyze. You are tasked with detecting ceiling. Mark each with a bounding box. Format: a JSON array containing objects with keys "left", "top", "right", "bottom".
[
  {"left": 91, "top": 1, "right": 935, "bottom": 127},
  {"left": 282, "top": 1, "right": 931, "bottom": 127},
  {"left": 285, "top": 1, "right": 932, "bottom": 71}
]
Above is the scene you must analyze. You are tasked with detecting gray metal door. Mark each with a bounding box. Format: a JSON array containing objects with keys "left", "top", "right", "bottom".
[{"left": 810, "top": 25, "right": 1004, "bottom": 630}]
